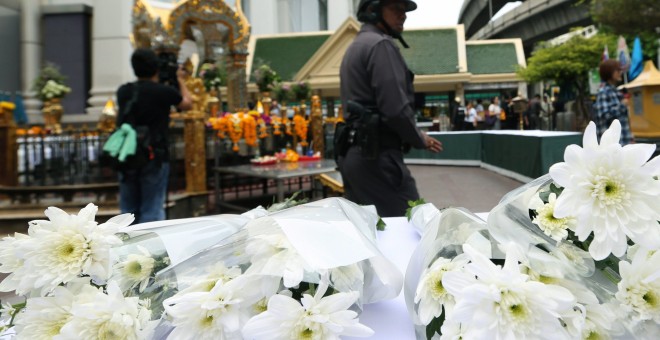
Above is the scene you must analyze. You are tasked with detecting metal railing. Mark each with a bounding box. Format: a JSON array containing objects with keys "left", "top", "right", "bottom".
[{"left": 15, "top": 127, "right": 220, "bottom": 188}]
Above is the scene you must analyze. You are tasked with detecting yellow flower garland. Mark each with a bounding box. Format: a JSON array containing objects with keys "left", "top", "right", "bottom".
[
  {"left": 257, "top": 118, "right": 268, "bottom": 139},
  {"left": 293, "top": 114, "right": 309, "bottom": 147},
  {"left": 284, "top": 117, "right": 293, "bottom": 136},
  {"left": 227, "top": 113, "right": 243, "bottom": 151},
  {"left": 208, "top": 116, "right": 228, "bottom": 139},
  {"left": 271, "top": 116, "right": 282, "bottom": 136},
  {"left": 243, "top": 113, "right": 258, "bottom": 147}
]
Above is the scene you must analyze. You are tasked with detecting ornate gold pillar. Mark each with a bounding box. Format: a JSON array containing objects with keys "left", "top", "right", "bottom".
[
  {"left": 183, "top": 77, "right": 208, "bottom": 193},
  {"left": 227, "top": 51, "right": 249, "bottom": 111},
  {"left": 0, "top": 104, "right": 18, "bottom": 186},
  {"left": 310, "top": 95, "right": 324, "bottom": 156}
]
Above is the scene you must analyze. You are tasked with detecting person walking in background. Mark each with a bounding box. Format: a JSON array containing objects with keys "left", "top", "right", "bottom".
[
  {"left": 486, "top": 96, "right": 502, "bottom": 130},
  {"left": 594, "top": 59, "right": 634, "bottom": 145},
  {"left": 501, "top": 95, "right": 514, "bottom": 129},
  {"left": 475, "top": 99, "right": 485, "bottom": 121},
  {"left": 116, "top": 48, "right": 192, "bottom": 223},
  {"left": 337, "top": 0, "right": 443, "bottom": 217},
  {"left": 464, "top": 101, "right": 478, "bottom": 130},
  {"left": 525, "top": 94, "right": 542, "bottom": 130},
  {"left": 451, "top": 97, "right": 465, "bottom": 131},
  {"left": 540, "top": 94, "right": 553, "bottom": 130}
]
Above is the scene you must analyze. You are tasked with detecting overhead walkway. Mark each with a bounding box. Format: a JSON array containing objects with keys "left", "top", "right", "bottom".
[{"left": 461, "top": 0, "right": 592, "bottom": 54}]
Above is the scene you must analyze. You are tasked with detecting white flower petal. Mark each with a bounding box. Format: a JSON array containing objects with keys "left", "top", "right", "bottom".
[{"left": 600, "top": 119, "right": 621, "bottom": 145}]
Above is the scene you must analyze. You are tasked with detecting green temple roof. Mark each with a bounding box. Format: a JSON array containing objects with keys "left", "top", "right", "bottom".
[
  {"left": 400, "top": 28, "right": 460, "bottom": 75},
  {"left": 466, "top": 43, "right": 519, "bottom": 74},
  {"left": 251, "top": 34, "right": 331, "bottom": 81}
]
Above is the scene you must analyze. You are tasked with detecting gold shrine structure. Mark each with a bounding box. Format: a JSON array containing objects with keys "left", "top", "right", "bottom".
[
  {"left": 131, "top": 0, "right": 251, "bottom": 111},
  {"left": 130, "top": 0, "right": 252, "bottom": 194}
]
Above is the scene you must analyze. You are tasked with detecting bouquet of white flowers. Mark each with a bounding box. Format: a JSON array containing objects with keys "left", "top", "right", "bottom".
[
  {"left": 149, "top": 197, "right": 402, "bottom": 339},
  {"left": 405, "top": 120, "right": 660, "bottom": 339},
  {"left": 0, "top": 204, "right": 154, "bottom": 339},
  {"left": 0, "top": 204, "right": 267, "bottom": 339},
  {"left": 40, "top": 79, "right": 71, "bottom": 100}
]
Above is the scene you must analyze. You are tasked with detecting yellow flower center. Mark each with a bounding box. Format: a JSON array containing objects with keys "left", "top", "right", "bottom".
[
  {"left": 97, "top": 321, "right": 129, "bottom": 340},
  {"left": 56, "top": 241, "right": 84, "bottom": 261},
  {"left": 643, "top": 290, "right": 658, "bottom": 308},
  {"left": 427, "top": 269, "right": 448, "bottom": 300},
  {"left": 298, "top": 328, "right": 314, "bottom": 339},
  {"left": 592, "top": 172, "right": 629, "bottom": 207},
  {"left": 47, "top": 320, "right": 68, "bottom": 337},
  {"left": 499, "top": 291, "right": 530, "bottom": 325},
  {"left": 204, "top": 281, "right": 216, "bottom": 292},
  {"left": 200, "top": 315, "right": 214, "bottom": 328},
  {"left": 585, "top": 330, "right": 604, "bottom": 340},
  {"left": 125, "top": 261, "right": 142, "bottom": 276}
]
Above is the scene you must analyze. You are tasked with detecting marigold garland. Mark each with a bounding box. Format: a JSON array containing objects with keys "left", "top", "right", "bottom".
[
  {"left": 284, "top": 117, "right": 293, "bottom": 136},
  {"left": 227, "top": 113, "right": 243, "bottom": 151},
  {"left": 257, "top": 118, "right": 268, "bottom": 139},
  {"left": 293, "top": 114, "right": 309, "bottom": 147},
  {"left": 271, "top": 116, "right": 282, "bottom": 136},
  {"left": 208, "top": 116, "right": 228, "bottom": 139},
  {"left": 243, "top": 113, "right": 258, "bottom": 147}
]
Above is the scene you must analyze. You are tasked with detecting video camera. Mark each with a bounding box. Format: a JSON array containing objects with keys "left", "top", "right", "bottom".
[{"left": 157, "top": 51, "right": 179, "bottom": 89}]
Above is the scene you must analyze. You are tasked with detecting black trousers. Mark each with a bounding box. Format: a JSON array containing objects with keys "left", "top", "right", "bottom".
[{"left": 338, "top": 147, "right": 420, "bottom": 217}]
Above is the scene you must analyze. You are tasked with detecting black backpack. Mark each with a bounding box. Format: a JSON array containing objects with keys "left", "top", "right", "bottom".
[{"left": 104, "top": 83, "right": 156, "bottom": 171}]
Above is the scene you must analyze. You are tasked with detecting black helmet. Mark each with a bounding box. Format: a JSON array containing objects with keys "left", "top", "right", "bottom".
[{"left": 356, "top": 0, "right": 417, "bottom": 23}]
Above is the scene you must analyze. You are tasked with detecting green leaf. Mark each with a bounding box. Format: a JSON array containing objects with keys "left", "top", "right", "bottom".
[
  {"left": 425, "top": 306, "right": 445, "bottom": 339},
  {"left": 267, "top": 191, "right": 308, "bottom": 212},
  {"left": 376, "top": 218, "right": 387, "bottom": 231},
  {"left": 406, "top": 198, "right": 427, "bottom": 221}
]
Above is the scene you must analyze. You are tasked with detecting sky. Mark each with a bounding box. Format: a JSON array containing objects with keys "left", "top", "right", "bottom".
[{"left": 405, "top": 0, "right": 523, "bottom": 28}]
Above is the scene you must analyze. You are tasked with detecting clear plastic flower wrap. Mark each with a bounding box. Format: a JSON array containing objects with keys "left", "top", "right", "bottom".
[
  {"left": 405, "top": 190, "right": 632, "bottom": 339},
  {"left": 404, "top": 120, "right": 660, "bottom": 339},
  {"left": 146, "top": 197, "right": 402, "bottom": 339},
  {"left": 110, "top": 209, "right": 267, "bottom": 317}
]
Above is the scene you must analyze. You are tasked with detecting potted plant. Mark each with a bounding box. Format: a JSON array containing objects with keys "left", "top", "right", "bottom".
[
  {"left": 32, "top": 63, "right": 71, "bottom": 133},
  {"left": 253, "top": 63, "right": 280, "bottom": 93}
]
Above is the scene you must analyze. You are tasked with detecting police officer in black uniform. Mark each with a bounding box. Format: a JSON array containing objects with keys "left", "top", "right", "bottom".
[{"left": 337, "top": 0, "right": 443, "bottom": 217}]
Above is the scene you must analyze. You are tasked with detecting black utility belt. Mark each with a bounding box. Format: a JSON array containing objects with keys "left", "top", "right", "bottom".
[{"left": 348, "top": 128, "right": 402, "bottom": 149}]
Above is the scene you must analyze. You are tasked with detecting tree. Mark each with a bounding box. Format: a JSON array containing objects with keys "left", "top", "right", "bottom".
[
  {"left": 517, "top": 33, "right": 617, "bottom": 128},
  {"left": 588, "top": 0, "right": 659, "bottom": 62},
  {"left": 590, "top": 0, "right": 660, "bottom": 35}
]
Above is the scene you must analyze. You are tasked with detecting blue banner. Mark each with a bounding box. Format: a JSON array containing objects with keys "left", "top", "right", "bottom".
[{"left": 628, "top": 36, "right": 643, "bottom": 81}]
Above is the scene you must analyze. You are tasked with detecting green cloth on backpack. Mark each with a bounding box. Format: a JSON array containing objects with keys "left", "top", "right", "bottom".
[{"left": 103, "top": 123, "right": 137, "bottom": 162}]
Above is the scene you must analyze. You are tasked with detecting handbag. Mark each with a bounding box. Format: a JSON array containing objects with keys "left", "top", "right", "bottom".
[{"left": 485, "top": 114, "right": 497, "bottom": 126}]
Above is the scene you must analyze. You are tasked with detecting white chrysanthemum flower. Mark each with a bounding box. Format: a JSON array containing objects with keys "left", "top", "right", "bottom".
[
  {"left": 414, "top": 256, "right": 468, "bottom": 325},
  {"left": 330, "top": 263, "right": 364, "bottom": 293},
  {"left": 549, "top": 120, "right": 660, "bottom": 260},
  {"left": 442, "top": 244, "right": 576, "bottom": 340},
  {"left": 0, "top": 233, "right": 31, "bottom": 294},
  {"left": 58, "top": 281, "right": 151, "bottom": 340},
  {"left": 245, "top": 223, "right": 314, "bottom": 288},
  {"left": 581, "top": 303, "right": 620, "bottom": 340},
  {"left": 616, "top": 247, "right": 660, "bottom": 325},
  {"left": 176, "top": 263, "right": 243, "bottom": 295},
  {"left": 530, "top": 193, "right": 576, "bottom": 242},
  {"left": 242, "top": 280, "right": 374, "bottom": 339},
  {"left": 3, "top": 204, "right": 132, "bottom": 295},
  {"left": 113, "top": 245, "right": 155, "bottom": 293},
  {"left": 13, "top": 286, "right": 75, "bottom": 339},
  {"left": 551, "top": 243, "right": 595, "bottom": 277},
  {"left": 0, "top": 233, "right": 29, "bottom": 273},
  {"left": 164, "top": 275, "right": 262, "bottom": 340}
]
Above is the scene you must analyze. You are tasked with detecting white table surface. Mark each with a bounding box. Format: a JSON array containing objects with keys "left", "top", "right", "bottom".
[
  {"left": 348, "top": 213, "right": 489, "bottom": 339},
  {"left": 345, "top": 217, "right": 420, "bottom": 340}
]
